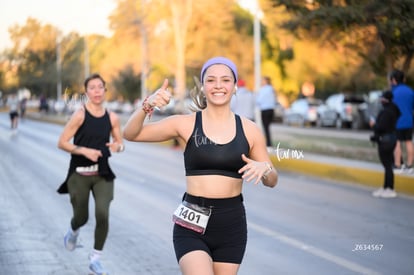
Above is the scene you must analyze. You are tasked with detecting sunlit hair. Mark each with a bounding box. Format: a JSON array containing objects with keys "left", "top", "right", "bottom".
[
  {"left": 84, "top": 73, "right": 106, "bottom": 91},
  {"left": 189, "top": 76, "right": 206, "bottom": 110}
]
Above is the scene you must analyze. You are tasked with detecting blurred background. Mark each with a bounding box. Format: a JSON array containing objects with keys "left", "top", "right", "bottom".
[{"left": 0, "top": 0, "right": 413, "bottom": 124}]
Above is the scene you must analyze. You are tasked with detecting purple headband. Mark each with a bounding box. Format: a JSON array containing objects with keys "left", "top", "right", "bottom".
[{"left": 200, "top": 56, "right": 238, "bottom": 84}]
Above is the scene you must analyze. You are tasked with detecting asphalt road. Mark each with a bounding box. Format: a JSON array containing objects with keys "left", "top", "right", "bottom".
[{"left": 1, "top": 113, "right": 413, "bottom": 275}]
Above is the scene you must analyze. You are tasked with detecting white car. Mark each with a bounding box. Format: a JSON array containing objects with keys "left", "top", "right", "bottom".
[
  {"left": 316, "top": 93, "right": 366, "bottom": 129},
  {"left": 283, "top": 97, "right": 322, "bottom": 127}
]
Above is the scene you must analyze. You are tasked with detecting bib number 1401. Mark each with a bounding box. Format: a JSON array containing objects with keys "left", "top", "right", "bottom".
[{"left": 172, "top": 202, "right": 211, "bottom": 234}]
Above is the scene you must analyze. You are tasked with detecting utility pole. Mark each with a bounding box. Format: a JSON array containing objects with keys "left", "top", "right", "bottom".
[
  {"left": 84, "top": 37, "right": 90, "bottom": 79},
  {"left": 56, "top": 32, "right": 62, "bottom": 101},
  {"left": 254, "top": 1, "right": 263, "bottom": 129},
  {"left": 254, "top": 6, "right": 261, "bottom": 93},
  {"left": 141, "top": 21, "right": 147, "bottom": 99},
  {"left": 140, "top": 0, "right": 148, "bottom": 99}
]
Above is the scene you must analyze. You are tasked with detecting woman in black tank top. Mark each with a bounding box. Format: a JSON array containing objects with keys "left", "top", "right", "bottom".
[
  {"left": 57, "top": 73, "right": 125, "bottom": 275},
  {"left": 123, "top": 57, "right": 278, "bottom": 275}
]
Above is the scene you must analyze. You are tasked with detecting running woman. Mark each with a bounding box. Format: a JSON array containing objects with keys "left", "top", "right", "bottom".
[
  {"left": 57, "top": 73, "right": 124, "bottom": 275},
  {"left": 123, "top": 57, "right": 278, "bottom": 275}
]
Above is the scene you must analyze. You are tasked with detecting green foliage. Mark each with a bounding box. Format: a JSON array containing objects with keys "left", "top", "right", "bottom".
[
  {"left": 4, "top": 18, "right": 84, "bottom": 98},
  {"left": 233, "top": 6, "right": 255, "bottom": 35},
  {"left": 17, "top": 48, "right": 55, "bottom": 97},
  {"left": 268, "top": 0, "right": 414, "bottom": 74},
  {"left": 112, "top": 65, "right": 142, "bottom": 102},
  {"left": 0, "top": 70, "right": 4, "bottom": 90}
]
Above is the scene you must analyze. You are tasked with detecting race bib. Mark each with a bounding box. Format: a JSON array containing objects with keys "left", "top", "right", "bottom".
[{"left": 172, "top": 201, "right": 211, "bottom": 234}]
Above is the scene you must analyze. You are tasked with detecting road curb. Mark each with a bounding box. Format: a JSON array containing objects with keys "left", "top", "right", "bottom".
[{"left": 271, "top": 154, "right": 414, "bottom": 196}]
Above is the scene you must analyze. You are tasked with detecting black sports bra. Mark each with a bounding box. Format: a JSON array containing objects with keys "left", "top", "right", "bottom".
[{"left": 184, "top": 111, "right": 250, "bottom": 178}]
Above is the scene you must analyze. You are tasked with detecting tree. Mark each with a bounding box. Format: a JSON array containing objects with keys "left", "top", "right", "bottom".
[
  {"left": 7, "top": 18, "right": 84, "bottom": 98},
  {"left": 60, "top": 32, "right": 86, "bottom": 94},
  {"left": 148, "top": 0, "right": 242, "bottom": 98},
  {"left": 267, "top": 0, "right": 414, "bottom": 75},
  {"left": 169, "top": 0, "right": 193, "bottom": 99},
  {"left": 107, "top": 0, "right": 254, "bottom": 98},
  {"left": 0, "top": 54, "right": 19, "bottom": 94},
  {"left": 112, "top": 64, "right": 142, "bottom": 102}
]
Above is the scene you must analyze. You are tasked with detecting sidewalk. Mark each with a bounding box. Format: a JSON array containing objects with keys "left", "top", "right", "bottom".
[{"left": 27, "top": 111, "right": 414, "bottom": 197}]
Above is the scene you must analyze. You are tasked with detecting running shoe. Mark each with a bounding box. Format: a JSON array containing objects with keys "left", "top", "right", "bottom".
[
  {"left": 372, "top": 188, "right": 384, "bottom": 197},
  {"left": 63, "top": 229, "right": 78, "bottom": 251},
  {"left": 380, "top": 188, "right": 397, "bottom": 198},
  {"left": 393, "top": 164, "right": 405, "bottom": 174},
  {"left": 89, "top": 259, "right": 110, "bottom": 275}
]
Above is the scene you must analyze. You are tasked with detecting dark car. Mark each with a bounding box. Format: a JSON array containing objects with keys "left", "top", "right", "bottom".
[
  {"left": 283, "top": 97, "right": 322, "bottom": 127},
  {"left": 273, "top": 101, "right": 285, "bottom": 122},
  {"left": 316, "top": 93, "right": 366, "bottom": 129}
]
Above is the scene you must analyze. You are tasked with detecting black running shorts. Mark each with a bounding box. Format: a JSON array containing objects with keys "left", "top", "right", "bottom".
[
  {"left": 173, "top": 193, "right": 247, "bottom": 264},
  {"left": 396, "top": 128, "right": 413, "bottom": 141}
]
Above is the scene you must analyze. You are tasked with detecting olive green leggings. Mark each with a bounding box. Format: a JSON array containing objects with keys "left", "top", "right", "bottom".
[{"left": 67, "top": 172, "right": 114, "bottom": 250}]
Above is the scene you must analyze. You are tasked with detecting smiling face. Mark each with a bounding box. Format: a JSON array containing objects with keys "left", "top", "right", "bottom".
[{"left": 203, "top": 64, "right": 236, "bottom": 106}]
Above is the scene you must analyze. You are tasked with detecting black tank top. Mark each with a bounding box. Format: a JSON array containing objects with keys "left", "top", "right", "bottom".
[
  {"left": 58, "top": 107, "right": 115, "bottom": 194},
  {"left": 74, "top": 108, "right": 111, "bottom": 152},
  {"left": 70, "top": 108, "right": 114, "bottom": 177},
  {"left": 184, "top": 111, "right": 250, "bottom": 178}
]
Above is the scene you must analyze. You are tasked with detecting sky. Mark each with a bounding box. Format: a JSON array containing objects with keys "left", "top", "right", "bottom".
[
  {"left": 0, "top": 0, "right": 116, "bottom": 51},
  {"left": 0, "top": 0, "right": 256, "bottom": 51}
]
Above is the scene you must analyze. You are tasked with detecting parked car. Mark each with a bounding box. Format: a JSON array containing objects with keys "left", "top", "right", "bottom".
[
  {"left": 153, "top": 97, "right": 197, "bottom": 116},
  {"left": 105, "top": 101, "right": 123, "bottom": 113},
  {"left": 283, "top": 97, "right": 322, "bottom": 127},
  {"left": 53, "top": 99, "right": 66, "bottom": 114},
  {"left": 361, "top": 90, "right": 383, "bottom": 127},
  {"left": 316, "top": 93, "right": 366, "bottom": 129},
  {"left": 151, "top": 98, "right": 175, "bottom": 115}
]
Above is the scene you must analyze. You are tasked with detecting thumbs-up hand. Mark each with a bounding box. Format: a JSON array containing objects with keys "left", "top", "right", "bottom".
[{"left": 147, "top": 79, "right": 171, "bottom": 109}]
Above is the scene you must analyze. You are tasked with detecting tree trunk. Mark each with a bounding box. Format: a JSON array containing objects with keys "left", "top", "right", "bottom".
[
  {"left": 402, "top": 49, "right": 413, "bottom": 73},
  {"left": 171, "top": 0, "right": 192, "bottom": 99}
]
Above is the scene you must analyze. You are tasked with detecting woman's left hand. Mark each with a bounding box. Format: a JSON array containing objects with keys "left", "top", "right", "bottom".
[{"left": 239, "top": 154, "right": 271, "bottom": 185}]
